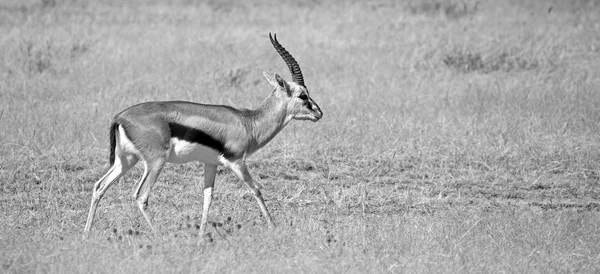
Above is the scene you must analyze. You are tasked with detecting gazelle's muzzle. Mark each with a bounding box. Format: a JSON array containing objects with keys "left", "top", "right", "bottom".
[{"left": 311, "top": 101, "right": 323, "bottom": 121}]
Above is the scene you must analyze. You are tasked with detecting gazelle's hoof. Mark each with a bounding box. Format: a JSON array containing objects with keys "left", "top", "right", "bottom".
[{"left": 198, "top": 232, "right": 214, "bottom": 245}]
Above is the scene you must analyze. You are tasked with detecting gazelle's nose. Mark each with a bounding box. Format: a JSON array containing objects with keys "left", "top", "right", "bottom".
[
  {"left": 315, "top": 109, "right": 323, "bottom": 120},
  {"left": 313, "top": 104, "right": 323, "bottom": 120}
]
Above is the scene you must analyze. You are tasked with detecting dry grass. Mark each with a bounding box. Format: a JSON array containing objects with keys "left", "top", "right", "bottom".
[{"left": 1, "top": 0, "right": 600, "bottom": 273}]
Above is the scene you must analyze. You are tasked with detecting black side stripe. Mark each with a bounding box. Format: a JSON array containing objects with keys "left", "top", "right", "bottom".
[{"left": 168, "top": 123, "right": 236, "bottom": 159}]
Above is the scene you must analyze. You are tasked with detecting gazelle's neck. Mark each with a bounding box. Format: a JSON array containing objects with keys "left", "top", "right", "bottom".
[{"left": 247, "top": 92, "right": 291, "bottom": 151}]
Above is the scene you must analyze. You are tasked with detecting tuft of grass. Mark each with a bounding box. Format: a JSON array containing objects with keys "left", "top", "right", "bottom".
[
  {"left": 19, "top": 40, "right": 54, "bottom": 74},
  {"left": 41, "top": 0, "right": 56, "bottom": 9},
  {"left": 443, "top": 49, "right": 540, "bottom": 73},
  {"left": 15, "top": 38, "right": 93, "bottom": 75},
  {"left": 407, "top": 0, "right": 479, "bottom": 19}
]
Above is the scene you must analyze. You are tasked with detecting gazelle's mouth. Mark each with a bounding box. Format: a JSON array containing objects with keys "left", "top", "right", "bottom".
[
  {"left": 296, "top": 116, "right": 320, "bottom": 122},
  {"left": 314, "top": 111, "right": 323, "bottom": 121}
]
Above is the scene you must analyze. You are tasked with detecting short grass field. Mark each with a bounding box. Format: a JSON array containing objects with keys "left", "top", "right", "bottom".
[{"left": 2, "top": 0, "right": 600, "bottom": 272}]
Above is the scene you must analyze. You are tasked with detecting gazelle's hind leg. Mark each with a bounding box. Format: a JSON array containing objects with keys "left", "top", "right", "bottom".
[
  {"left": 84, "top": 153, "right": 138, "bottom": 233},
  {"left": 132, "top": 157, "right": 166, "bottom": 232}
]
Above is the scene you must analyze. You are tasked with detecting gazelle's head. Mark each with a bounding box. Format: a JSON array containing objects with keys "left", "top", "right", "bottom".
[{"left": 264, "top": 33, "right": 323, "bottom": 122}]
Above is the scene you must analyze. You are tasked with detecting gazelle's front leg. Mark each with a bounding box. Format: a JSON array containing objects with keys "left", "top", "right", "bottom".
[
  {"left": 229, "top": 161, "right": 275, "bottom": 228},
  {"left": 199, "top": 164, "right": 217, "bottom": 242}
]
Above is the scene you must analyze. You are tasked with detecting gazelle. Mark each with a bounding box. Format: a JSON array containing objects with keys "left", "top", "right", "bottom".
[{"left": 84, "top": 33, "right": 322, "bottom": 238}]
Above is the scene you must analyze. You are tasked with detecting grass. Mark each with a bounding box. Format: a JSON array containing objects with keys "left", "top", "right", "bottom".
[{"left": 2, "top": 0, "right": 600, "bottom": 272}]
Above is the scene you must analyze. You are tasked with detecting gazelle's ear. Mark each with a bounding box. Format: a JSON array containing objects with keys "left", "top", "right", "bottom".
[
  {"left": 264, "top": 72, "right": 291, "bottom": 96},
  {"left": 274, "top": 73, "right": 286, "bottom": 87},
  {"left": 274, "top": 73, "right": 292, "bottom": 96},
  {"left": 263, "top": 71, "right": 277, "bottom": 87}
]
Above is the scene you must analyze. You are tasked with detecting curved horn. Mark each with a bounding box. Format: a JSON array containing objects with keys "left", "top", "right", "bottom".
[{"left": 269, "top": 33, "right": 305, "bottom": 87}]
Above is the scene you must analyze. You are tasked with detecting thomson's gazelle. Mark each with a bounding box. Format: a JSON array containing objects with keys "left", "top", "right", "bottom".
[{"left": 84, "top": 34, "right": 323, "bottom": 238}]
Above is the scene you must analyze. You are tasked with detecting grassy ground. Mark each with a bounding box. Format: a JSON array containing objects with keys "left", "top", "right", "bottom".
[{"left": 2, "top": 0, "right": 600, "bottom": 272}]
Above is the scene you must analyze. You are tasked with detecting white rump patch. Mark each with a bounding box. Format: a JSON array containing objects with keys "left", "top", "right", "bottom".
[
  {"left": 118, "top": 125, "right": 141, "bottom": 155},
  {"left": 168, "top": 138, "right": 222, "bottom": 165}
]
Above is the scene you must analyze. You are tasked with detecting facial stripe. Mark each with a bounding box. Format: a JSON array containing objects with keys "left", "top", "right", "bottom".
[{"left": 168, "top": 123, "right": 236, "bottom": 159}]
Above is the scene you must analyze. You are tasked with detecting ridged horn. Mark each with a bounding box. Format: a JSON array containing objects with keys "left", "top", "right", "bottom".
[{"left": 269, "top": 33, "right": 305, "bottom": 87}]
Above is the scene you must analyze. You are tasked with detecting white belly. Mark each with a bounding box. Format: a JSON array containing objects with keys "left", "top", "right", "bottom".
[{"left": 168, "top": 138, "right": 221, "bottom": 165}]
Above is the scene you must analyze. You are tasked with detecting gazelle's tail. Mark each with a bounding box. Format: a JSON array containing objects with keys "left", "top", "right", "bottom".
[{"left": 108, "top": 123, "right": 118, "bottom": 166}]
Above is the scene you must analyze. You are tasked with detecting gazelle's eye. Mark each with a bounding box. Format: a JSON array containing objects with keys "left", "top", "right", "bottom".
[{"left": 299, "top": 93, "right": 308, "bottom": 100}]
